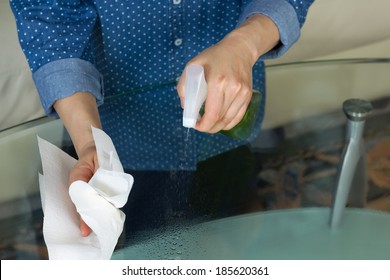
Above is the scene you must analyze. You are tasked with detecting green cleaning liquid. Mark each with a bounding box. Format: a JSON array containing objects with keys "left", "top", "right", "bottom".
[{"left": 199, "top": 89, "right": 262, "bottom": 140}]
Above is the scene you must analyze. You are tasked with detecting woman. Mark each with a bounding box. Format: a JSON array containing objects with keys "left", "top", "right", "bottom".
[{"left": 11, "top": 0, "right": 314, "bottom": 236}]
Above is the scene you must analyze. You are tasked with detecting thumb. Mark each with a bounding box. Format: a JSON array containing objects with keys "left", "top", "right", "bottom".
[
  {"left": 68, "top": 151, "right": 98, "bottom": 237},
  {"left": 68, "top": 144, "right": 99, "bottom": 186},
  {"left": 69, "top": 164, "right": 94, "bottom": 186},
  {"left": 177, "top": 69, "right": 186, "bottom": 109}
]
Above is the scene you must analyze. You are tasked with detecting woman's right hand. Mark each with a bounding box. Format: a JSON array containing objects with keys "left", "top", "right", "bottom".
[
  {"left": 53, "top": 91, "right": 102, "bottom": 237},
  {"left": 68, "top": 142, "right": 99, "bottom": 236}
]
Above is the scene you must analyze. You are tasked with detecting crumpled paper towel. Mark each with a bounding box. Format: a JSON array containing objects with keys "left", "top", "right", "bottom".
[{"left": 38, "top": 127, "right": 133, "bottom": 260}]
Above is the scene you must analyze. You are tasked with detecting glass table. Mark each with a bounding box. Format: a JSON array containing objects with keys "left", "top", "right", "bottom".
[{"left": 1, "top": 59, "right": 390, "bottom": 260}]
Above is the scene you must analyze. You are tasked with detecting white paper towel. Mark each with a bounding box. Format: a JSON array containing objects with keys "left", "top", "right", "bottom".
[{"left": 38, "top": 127, "right": 133, "bottom": 260}]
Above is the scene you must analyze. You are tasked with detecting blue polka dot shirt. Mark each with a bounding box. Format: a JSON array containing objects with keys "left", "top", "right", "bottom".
[{"left": 11, "top": 0, "right": 313, "bottom": 170}]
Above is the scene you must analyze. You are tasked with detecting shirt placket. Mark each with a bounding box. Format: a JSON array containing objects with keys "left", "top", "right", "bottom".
[
  {"left": 169, "top": 0, "right": 196, "bottom": 169},
  {"left": 169, "top": 0, "right": 184, "bottom": 80}
]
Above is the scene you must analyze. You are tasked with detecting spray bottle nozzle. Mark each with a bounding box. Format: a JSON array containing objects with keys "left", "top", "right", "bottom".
[
  {"left": 182, "top": 64, "right": 208, "bottom": 128},
  {"left": 182, "top": 64, "right": 263, "bottom": 139}
]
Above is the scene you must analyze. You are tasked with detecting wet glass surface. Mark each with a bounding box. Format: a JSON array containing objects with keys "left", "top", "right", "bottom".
[{"left": 1, "top": 59, "right": 390, "bottom": 260}]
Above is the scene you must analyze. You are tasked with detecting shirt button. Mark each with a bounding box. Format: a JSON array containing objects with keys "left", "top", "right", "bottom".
[
  {"left": 174, "top": 38, "right": 183, "bottom": 46},
  {"left": 173, "top": 0, "right": 181, "bottom": 4}
]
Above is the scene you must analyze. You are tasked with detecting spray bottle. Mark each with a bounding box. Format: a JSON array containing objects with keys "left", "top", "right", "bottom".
[{"left": 182, "top": 64, "right": 262, "bottom": 139}]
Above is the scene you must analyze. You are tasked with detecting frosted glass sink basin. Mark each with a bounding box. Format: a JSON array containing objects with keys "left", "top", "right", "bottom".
[{"left": 113, "top": 207, "right": 390, "bottom": 260}]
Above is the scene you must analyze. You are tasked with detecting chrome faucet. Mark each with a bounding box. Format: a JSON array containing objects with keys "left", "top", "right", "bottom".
[{"left": 330, "top": 98, "right": 373, "bottom": 228}]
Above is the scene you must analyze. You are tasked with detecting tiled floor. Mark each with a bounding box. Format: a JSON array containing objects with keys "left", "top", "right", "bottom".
[{"left": 1, "top": 97, "right": 390, "bottom": 260}]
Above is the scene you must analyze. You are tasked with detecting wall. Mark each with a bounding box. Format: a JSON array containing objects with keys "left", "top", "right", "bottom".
[
  {"left": 262, "top": 0, "right": 390, "bottom": 129},
  {"left": 0, "top": 0, "right": 45, "bottom": 131}
]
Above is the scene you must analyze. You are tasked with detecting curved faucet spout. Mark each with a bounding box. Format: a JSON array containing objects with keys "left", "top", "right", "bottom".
[{"left": 330, "top": 99, "right": 373, "bottom": 228}]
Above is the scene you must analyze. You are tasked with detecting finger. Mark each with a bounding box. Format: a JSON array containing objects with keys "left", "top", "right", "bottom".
[
  {"left": 196, "top": 81, "right": 226, "bottom": 133},
  {"left": 209, "top": 100, "right": 246, "bottom": 133},
  {"left": 68, "top": 165, "right": 94, "bottom": 186},
  {"left": 223, "top": 102, "right": 249, "bottom": 131},
  {"left": 80, "top": 219, "right": 92, "bottom": 237},
  {"left": 69, "top": 162, "right": 96, "bottom": 237},
  {"left": 176, "top": 69, "right": 186, "bottom": 109},
  {"left": 221, "top": 88, "right": 252, "bottom": 131}
]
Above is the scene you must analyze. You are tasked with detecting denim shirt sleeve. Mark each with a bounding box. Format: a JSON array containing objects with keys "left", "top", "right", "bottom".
[
  {"left": 238, "top": 0, "right": 315, "bottom": 59},
  {"left": 33, "top": 58, "right": 104, "bottom": 116},
  {"left": 10, "top": 0, "right": 103, "bottom": 116}
]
